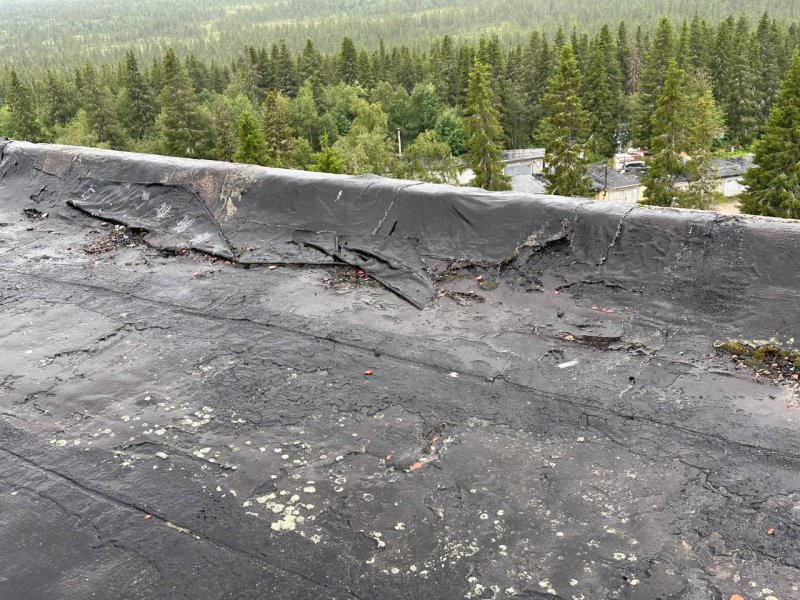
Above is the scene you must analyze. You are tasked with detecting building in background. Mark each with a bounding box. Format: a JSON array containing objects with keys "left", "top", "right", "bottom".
[{"left": 588, "top": 162, "right": 645, "bottom": 203}]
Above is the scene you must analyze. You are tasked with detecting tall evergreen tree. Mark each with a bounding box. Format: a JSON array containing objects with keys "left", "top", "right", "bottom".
[
  {"left": 213, "top": 100, "right": 236, "bottom": 162},
  {"left": 465, "top": 60, "right": 510, "bottom": 191},
  {"left": 539, "top": 45, "right": 592, "bottom": 197},
  {"left": 157, "top": 48, "right": 213, "bottom": 158},
  {"left": 80, "top": 64, "right": 127, "bottom": 149},
  {"left": 43, "top": 70, "right": 76, "bottom": 129},
  {"left": 234, "top": 110, "right": 268, "bottom": 165},
  {"left": 688, "top": 14, "right": 712, "bottom": 75},
  {"left": 121, "top": 50, "right": 156, "bottom": 139},
  {"left": 632, "top": 18, "right": 675, "bottom": 145},
  {"left": 275, "top": 41, "right": 299, "bottom": 97},
  {"left": 519, "top": 31, "right": 551, "bottom": 143},
  {"left": 723, "top": 16, "right": 760, "bottom": 145},
  {"left": 755, "top": 12, "right": 783, "bottom": 118},
  {"left": 616, "top": 21, "right": 631, "bottom": 87},
  {"left": 6, "top": 70, "right": 43, "bottom": 141},
  {"left": 297, "top": 39, "right": 322, "bottom": 82},
  {"left": 626, "top": 25, "right": 645, "bottom": 95},
  {"left": 582, "top": 25, "right": 624, "bottom": 156},
  {"left": 338, "top": 37, "right": 358, "bottom": 85},
  {"left": 740, "top": 51, "right": 800, "bottom": 219},
  {"left": 642, "top": 61, "right": 690, "bottom": 207}
]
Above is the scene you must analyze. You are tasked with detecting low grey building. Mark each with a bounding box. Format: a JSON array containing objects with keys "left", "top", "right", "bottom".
[
  {"left": 502, "top": 148, "right": 545, "bottom": 176},
  {"left": 588, "top": 162, "right": 644, "bottom": 203}
]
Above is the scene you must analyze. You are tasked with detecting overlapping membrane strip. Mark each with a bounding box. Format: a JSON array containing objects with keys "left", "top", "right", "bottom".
[{"left": 2, "top": 141, "right": 799, "bottom": 309}]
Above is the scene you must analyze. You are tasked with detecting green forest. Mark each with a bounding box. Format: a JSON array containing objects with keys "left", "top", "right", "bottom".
[
  {"left": 3, "top": 0, "right": 800, "bottom": 71},
  {"left": 2, "top": 9, "right": 800, "bottom": 217}
]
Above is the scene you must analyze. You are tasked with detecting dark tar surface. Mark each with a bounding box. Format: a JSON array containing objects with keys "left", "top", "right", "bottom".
[{"left": 0, "top": 142, "right": 799, "bottom": 599}]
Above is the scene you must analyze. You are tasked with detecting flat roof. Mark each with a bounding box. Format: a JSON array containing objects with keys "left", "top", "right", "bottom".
[{"left": 1, "top": 142, "right": 798, "bottom": 600}]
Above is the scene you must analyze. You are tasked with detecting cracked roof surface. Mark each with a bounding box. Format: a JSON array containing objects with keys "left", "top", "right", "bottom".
[{"left": 1, "top": 142, "right": 799, "bottom": 600}]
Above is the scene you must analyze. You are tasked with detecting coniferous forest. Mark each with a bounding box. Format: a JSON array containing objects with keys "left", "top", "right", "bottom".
[{"left": 2, "top": 9, "right": 800, "bottom": 218}]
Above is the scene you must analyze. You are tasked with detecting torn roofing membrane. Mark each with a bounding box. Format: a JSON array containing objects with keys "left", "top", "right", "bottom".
[{"left": 1, "top": 141, "right": 800, "bottom": 600}]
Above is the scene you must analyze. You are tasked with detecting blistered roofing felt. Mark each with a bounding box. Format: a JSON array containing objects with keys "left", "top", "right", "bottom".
[{"left": 1, "top": 141, "right": 799, "bottom": 599}]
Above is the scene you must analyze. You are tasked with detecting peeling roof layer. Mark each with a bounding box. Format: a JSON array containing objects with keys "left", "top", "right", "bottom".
[{"left": 1, "top": 142, "right": 799, "bottom": 600}]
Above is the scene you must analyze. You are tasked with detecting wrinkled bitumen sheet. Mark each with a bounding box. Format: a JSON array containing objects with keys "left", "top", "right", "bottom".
[{"left": 1, "top": 143, "right": 800, "bottom": 600}]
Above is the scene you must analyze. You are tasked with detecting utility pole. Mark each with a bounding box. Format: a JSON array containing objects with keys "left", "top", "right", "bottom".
[{"left": 397, "top": 129, "right": 402, "bottom": 156}]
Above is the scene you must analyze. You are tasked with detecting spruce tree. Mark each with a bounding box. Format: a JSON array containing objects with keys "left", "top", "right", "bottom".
[
  {"left": 642, "top": 61, "right": 690, "bottom": 207},
  {"left": 6, "top": 70, "right": 43, "bottom": 142},
  {"left": 465, "top": 60, "right": 510, "bottom": 191},
  {"left": 740, "top": 51, "right": 800, "bottom": 219},
  {"left": 689, "top": 14, "right": 712, "bottom": 75},
  {"left": 275, "top": 41, "right": 298, "bottom": 97},
  {"left": 723, "top": 17, "right": 760, "bottom": 146},
  {"left": 338, "top": 37, "right": 358, "bottom": 85},
  {"left": 298, "top": 39, "right": 322, "bottom": 82},
  {"left": 582, "top": 25, "right": 624, "bottom": 156},
  {"left": 539, "top": 45, "right": 592, "bottom": 197},
  {"left": 121, "top": 50, "right": 156, "bottom": 139},
  {"left": 756, "top": 12, "right": 783, "bottom": 117},
  {"left": 234, "top": 110, "right": 268, "bottom": 165},
  {"left": 43, "top": 70, "right": 76, "bottom": 129},
  {"left": 213, "top": 100, "right": 236, "bottom": 162},
  {"left": 157, "top": 48, "right": 213, "bottom": 159},
  {"left": 79, "top": 64, "right": 128, "bottom": 149},
  {"left": 519, "top": 31, "right": 551, "bottom": 141},
  {"left": 616, "top": 22, "right": 631, "bottom": 89},
  {"left": 632, "top": 18, "right": 675, "bottom": 145}
]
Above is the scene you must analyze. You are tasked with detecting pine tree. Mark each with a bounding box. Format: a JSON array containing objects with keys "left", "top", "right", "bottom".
[
  {"left": 234, "top": 110, "right": 268, "bottom": 165},
  {"left": 740, "top": 51, "right": 800, "bottom": 219},
  {"left": 6, "top": 70, "right": 43, "bottom": 141},
  {"left": 642, "top": 61, "right": 690, "bottom": 207},
  {"left": 157, "top": 48, "right": 213, "bottom": 159},
  {"left": 539, "top": 45, "right": 591, "bottom": 197},
  {"left": 121, "top": 50, "right": 156, "bottom": 139},
  {"left": 465, "top": 60, "right": 510, "bottom": 191}
]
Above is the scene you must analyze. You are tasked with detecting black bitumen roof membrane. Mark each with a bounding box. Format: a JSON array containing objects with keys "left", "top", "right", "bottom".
[{"left": 1, "top": 141, "right": 799, "bottom": 600}]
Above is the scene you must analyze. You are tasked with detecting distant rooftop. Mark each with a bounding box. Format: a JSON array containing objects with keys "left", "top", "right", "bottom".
[
  {"left": 588, "top": 162, "right": 643, "bottom": 191},
  {"left": 502, "top": 148, "right": 545, "bottom": 163},
  {"left": 712, "top": 155, "right": 754, "bottom": 179}
]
